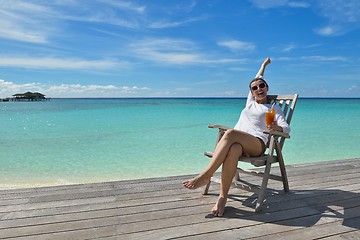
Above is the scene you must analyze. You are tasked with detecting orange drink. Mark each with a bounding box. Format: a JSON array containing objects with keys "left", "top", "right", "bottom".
[{"left": 265, "top": 108, "right": 275, "bottom": 126}]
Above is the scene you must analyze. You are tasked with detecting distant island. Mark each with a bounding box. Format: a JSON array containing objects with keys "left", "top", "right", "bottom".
[{"left": 0, "top": 92, "right": 50, "bottom": 102}]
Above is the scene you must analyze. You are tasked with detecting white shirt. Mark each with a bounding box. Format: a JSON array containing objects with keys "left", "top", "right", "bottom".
[{"left": 234, "top": 91, "right": 290, "bottom": 145}]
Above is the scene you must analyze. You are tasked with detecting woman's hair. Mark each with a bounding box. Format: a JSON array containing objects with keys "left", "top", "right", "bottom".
[
  {"left": 248, "top": 77, "right": 269, "bottom": 90},
  {"left": 249, "top": 77, "right": 271, "bottom": 104}
]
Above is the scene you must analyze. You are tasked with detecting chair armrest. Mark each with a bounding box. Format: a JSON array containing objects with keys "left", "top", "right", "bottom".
[
  {"left": 208, "top": 125, "right": 289, "bottom": 138},
  {"left": 208, "top": 124, "right": 231, "bottom": 130},
  {"left": 263, "top": 129, "right": 290, "bottom": 138}
]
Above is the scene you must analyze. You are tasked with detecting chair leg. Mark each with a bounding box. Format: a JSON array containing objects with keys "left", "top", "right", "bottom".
[
  {"left": 276, "top": 145, "right": 289, "bottom": 192},
  {"left": 202, "top": 181, "right": 211, "bottom": 195},
  {"left": 202, "top": 130, "right": 222, "bottom": 196},
  {"left": 234, "top": 169, "right": 240, "bottom": 181},
  {"left": 255, "top": 162, "right": 272, "bottom": 212},
  {"left": 279, "top": 160, "right": 289, "bottom": 192}
]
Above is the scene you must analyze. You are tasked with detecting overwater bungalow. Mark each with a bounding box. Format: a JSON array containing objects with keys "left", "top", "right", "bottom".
[{"left": 10, "top": 92, "right": 49, "bottom": 101}]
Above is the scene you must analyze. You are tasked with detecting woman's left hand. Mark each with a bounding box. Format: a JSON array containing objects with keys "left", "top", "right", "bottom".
[{"left": 267, "top": 121, "right": 283, "bottom": 132}]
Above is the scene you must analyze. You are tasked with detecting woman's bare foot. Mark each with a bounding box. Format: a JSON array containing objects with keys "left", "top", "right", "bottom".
[
  {"left": 211, "top": 197, "right": 227, "bottom": 217},
  {"left": 182, "top": 175, "right": 210, "bottom": 190}
]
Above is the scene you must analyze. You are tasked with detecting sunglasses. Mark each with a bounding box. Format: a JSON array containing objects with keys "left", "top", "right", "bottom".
[{"left": 251, "top": 82, "right": 266, "bottom": 91}]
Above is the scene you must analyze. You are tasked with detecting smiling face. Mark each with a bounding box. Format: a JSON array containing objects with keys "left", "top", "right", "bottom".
[{"left": 250, "top": 79, "right": 269, "bottom": 104}]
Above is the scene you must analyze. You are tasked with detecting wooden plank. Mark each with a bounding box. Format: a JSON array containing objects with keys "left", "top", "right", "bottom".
[
  {"left": 0, "top": 158, "right": 357, "bottom": 201},
  {"left": 1, "top": 188, "right": 358, "bottom": 240},
  {"left": 319, "top": 230, "right": 360, "bottom": 240},
  {"left": 1, "top": 182, "right": 359, "bottom": 232},
  {"left": 173, "top": 205, "right": 360, "bottom": 240},
  {"left": 0, "top": 168, "right": 358, "bottom": 219},
  {"left": 0, "top": 173, "right": 358, "bottom": 224},
  {"left": 0, "top": 159, "right": 359, "bottom": 240},
  {"left": 247, "top": 217, "right": 360, "bottom": 240},
  {"left": 0, "top": 167, "right": 358, "bottom": 218}
]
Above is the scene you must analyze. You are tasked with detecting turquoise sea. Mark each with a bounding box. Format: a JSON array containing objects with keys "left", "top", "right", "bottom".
[{"left": 0, "top": 98, "right": 359, "bottom": 189}]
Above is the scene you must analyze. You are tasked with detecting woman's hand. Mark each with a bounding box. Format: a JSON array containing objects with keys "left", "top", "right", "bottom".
[
  {"left": 267, "top": 121, "right": 283, "bottom": 132},
  {"left": 256, "top": 57, "right": 271, "bottom": 77},
  {"left": 263, "top": 57, "right": 271, "bottom": 67}
]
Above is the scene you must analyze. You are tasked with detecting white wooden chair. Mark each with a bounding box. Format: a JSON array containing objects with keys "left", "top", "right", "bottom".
[{"left": 203, "top": 94, "right": 299, "bottom": 212}]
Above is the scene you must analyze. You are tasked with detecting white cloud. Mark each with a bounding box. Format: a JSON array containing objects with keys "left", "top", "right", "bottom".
[
  {"left": 282, "top": 44, "right": 296, "bottom": 52},
  {"left": 129, "top": 38, "right": 240, "bottom": 65},
  {"left": 315, "top": 26, "right": 336, "bottom": 36},
  {"left": 47, "top": 84, "right": 119, "bottom": 93},
  {"left": 98, "top": 0, "right": 146, "bottom": 14},
  {"left": 46, "top": 84, "right": 150, "bottom": 97},
  {"left": 301, "top": 56, "right": 347, "bottom": 61},
  {"left": 348, "top": 84, "right": 359, "bottom": 92},
  {"left": 224, "top": 91, "right": 237, "bottom": 96},
  {"left": 0, "top": 21, "right": 48, "bottom": 43},
  {"left": 0, "top": 80, "right": 43, "bottom": 97},
  {"left": 288, "top": 1, "right": 310, "bottom": 8},
  {"left": 251, "top": 0, "right": 309, "bottom": 9},
  {"left": 228, "top": 67, "right": 250, "bottom": 72},
  {"left": 148, "top": 16, "right": 206, "bottom": 29},
  {"left": 218, "top": 40, "right": 256, "bottom": 51},
  {"left": 0, "top": 0, "right": 147, "bottom": 43},
  {"left": 251, "top": 0, "right": 288, "bottom": 9},
  {"left": 130, "top": 38, "right": 201, "bottom": 64},
  {"left": 269, "top": 44, "right": 297, "bottom": 53},
  {"left": 0, "top": 79, "right": 150, "bottom": 98},
  {"left": 0, "top": 56, "right": 127, "bottom": 70},
  {"left": 0, "top": 1, "right": 56, "bottom": 43},
  {"left": 251, "top": 0, "right": 360, "bottom": 36},
  {"left": 317, "top": 0, "right": 360, "bottom": 23},
  {"left": 315, "top": 0, "right": 360, "bottom": 36}
]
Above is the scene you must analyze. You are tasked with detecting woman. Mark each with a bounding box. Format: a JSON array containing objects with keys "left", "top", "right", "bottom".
[{"left": 182, "top": 57, "right": 290, "bottom": 217}]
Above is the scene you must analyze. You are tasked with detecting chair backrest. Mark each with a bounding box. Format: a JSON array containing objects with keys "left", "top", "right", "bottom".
[{"left": 267, "top": 94, "right": 299, "bottom": 149}]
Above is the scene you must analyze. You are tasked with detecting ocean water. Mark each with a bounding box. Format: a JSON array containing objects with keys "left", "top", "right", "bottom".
[{"left": 0, "top": 98, "right": 359, "bottom": 189}]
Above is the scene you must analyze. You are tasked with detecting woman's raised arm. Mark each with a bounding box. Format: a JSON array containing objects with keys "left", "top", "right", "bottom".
[{"left": 255, "top": 57, "right": 271, "bottom": 78}]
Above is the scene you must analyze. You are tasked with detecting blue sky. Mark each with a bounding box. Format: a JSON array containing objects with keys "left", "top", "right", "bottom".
[{"left": 0, "top": 0, "right": 359, "bottom": 98}]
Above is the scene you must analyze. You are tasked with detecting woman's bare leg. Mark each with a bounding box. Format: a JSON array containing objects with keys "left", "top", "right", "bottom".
[
  {"left": 182, "top": 129, "right": 242, "bottom": 189},
  {"left": 182, "top": 129, "right": 263, "bottom": 190},
  {"left": 212, "top": 143, "right": 242, "bottom": 216}
]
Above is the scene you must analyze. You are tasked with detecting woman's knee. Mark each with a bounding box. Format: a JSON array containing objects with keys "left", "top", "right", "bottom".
[
  {"left": 223, "top": 129, "right": 238, "bottom": 140},
  {"left": 228, "top": 143, "right": 243, "bottom": 158}
]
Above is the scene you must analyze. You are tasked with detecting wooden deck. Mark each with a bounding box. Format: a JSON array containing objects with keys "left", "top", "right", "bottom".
[{"left": 0, "top": 158, "right": 359, "bottom": 239}]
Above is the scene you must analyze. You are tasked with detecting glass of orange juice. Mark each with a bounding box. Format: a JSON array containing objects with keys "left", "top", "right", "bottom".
[{"left": 266, "top": 108, "right": 275, "bottom": 126}]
